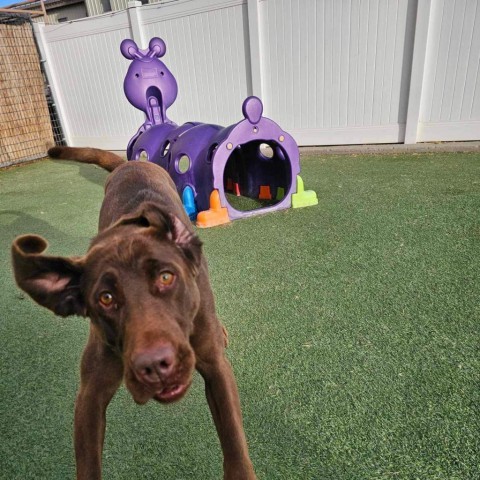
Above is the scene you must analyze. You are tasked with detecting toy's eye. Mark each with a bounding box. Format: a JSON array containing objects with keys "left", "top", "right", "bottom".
[
  {"left": 158, "top": 272, "right": 175, "bottom": 286},
  {"left": 99, "top": 291, "right": 114, "bottom": 307}
]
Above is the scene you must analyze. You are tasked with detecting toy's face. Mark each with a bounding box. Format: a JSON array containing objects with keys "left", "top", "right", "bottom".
[{"left": 124, "top": 60, "right": 178, "bottom": 118}]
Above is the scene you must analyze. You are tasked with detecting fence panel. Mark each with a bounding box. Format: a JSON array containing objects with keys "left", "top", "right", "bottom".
[
  {"left": 418, "top": 0, "right": 480, "bottom": 142},
  {"left": 38, "top": 11, "right": 143, "bottom": 149},
  {"left": 258, "top": 0, "right": 418, "bottom": 146},
  {"left": 139, "top": 0, "right": 251, "bottom": 127}
]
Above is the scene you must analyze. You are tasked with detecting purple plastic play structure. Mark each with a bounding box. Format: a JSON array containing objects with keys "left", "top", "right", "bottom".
[{"left": 121, "top": 37, "right": 317, "bottom": 227}]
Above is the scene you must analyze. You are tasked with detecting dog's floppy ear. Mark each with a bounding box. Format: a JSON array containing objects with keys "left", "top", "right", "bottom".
[
  {"left": 114, "top": 203, "right": 203, "bottom": 273},
  {"left": 11, "top": 235, "right": 86, "bottom": 317},
  {"left": 167, "top": 214, "right": 203, "bottom": 273}
]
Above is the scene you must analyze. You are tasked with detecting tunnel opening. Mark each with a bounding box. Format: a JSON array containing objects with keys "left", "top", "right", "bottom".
[{"left": 223, "top": 140, "right": 292, "bottom": 212}]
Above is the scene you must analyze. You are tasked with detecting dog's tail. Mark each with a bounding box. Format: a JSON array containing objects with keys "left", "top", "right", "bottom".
[{"left": 48, "top": 146, "right": 125, "bottom": 173}]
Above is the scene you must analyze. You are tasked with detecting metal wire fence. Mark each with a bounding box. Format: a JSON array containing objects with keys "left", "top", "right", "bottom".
[{"left": 0, "top": 14, "right": 62, "bottom": 168}]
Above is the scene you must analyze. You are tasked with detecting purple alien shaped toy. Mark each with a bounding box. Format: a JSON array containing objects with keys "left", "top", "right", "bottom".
[{"left": 121, "top": 37, "right": 317, "bottom": 227}]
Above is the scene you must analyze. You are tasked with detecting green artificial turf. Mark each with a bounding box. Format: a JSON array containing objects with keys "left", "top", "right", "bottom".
[
  {"left": 226, "top": 192, "right": 278, "bottom": 211},
  {"left": 0, "top": 152, "right": 479, "bottom": 479}
]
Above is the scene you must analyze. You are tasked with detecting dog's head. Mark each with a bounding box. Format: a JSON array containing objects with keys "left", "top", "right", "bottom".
[{"left": 11, "top": 203, "right": 203, "bottom": 404}]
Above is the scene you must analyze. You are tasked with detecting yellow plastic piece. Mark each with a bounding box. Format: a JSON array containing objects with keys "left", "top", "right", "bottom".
[
  {"left": 292, "top": 176, "right": 318, "bottom": 208},
  {"left": 196, "top": 190, "right": 231, "bottom": 228}
]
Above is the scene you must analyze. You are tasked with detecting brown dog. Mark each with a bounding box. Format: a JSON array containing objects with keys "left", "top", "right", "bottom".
[{"left": 11, "top": 146, "right": 255, "bottom": 480}]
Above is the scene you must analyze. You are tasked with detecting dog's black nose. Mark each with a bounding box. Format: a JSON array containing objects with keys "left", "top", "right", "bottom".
[{"left": 133, "top": 345, "right": 176, "bottom": 384}]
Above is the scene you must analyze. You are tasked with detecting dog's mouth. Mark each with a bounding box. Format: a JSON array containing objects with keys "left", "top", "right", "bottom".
[
  {"left": 153, "top": 382, "right": 190, "bottom": 403},
  {"left": 126, "top": 371, "right": 192, "bottom": 405}
]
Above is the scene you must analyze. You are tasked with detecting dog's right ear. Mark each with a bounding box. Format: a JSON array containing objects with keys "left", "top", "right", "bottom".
[{"left": 11, "top": 235, "right": 86, "bottom": 317}]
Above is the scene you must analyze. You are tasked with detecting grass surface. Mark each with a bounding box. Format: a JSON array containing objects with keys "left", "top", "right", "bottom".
[
  {"left": 1, "top": 153, "right": 479, "bottom": 479},
  {"left": 226, "top": 191, "right": 278, "bottom": 211}
]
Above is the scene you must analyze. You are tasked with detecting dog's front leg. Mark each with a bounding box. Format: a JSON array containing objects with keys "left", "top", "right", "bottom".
[
  {"left": 197, "top": 354, "right": 256, "bottom": 480},
  {"left": 74, "top": 331, "right": 123, "bottom": 480}
]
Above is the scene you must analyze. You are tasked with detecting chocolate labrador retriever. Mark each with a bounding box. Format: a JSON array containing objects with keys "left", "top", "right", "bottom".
[{"left": 11, "top": 146, "right": 255, "bottom": 480}]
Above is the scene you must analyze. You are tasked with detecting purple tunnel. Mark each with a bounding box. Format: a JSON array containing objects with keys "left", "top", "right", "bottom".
[{"left": 121, "top": 37, "right": 316, "bottom": 227}]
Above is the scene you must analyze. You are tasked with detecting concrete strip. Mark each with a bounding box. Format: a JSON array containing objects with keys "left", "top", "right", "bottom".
[{"left": 300, "top": 141, "right": 480, "bottom": 156}]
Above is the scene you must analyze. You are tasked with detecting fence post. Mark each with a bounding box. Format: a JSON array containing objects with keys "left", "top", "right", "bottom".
[
  {"left": 404, "top": 0, "right": 433, "bottom": 144},
  {"left": 33, "top": 22, "right": 72, "bottom": 145},
  {"left": 127, "top": 0, "right": 145, "bottom": 47},
  {"left": 247, "top": 0, "right": 262, "bottom": 98}
]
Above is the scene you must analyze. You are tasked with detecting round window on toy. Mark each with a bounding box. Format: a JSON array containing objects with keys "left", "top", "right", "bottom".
[
  {"left": 259, "top": 143, "right": 274, "bottom": 159},
  {"left": 135, "top": 149, "right": 149, "bottom": 161},
  {"left": 176, "top": 154, "right": 191, "bottom": 174}
]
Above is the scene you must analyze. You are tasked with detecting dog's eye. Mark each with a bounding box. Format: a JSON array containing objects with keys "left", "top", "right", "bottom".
[
  {"left": 99, "top": 291, "right": 114, "bottom": 307},
  {"left": 158, "top": 272, "right": 175, "bottom": 286}
]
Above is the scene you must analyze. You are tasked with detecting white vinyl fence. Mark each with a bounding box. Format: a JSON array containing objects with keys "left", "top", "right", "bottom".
[{"left": 34, "top": 0, "right": 480, "bottom": 149}]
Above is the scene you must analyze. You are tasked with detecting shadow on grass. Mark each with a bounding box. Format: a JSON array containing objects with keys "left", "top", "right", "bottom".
[
  {"left": 53, "top": 159, "right": 107, "bottom": 187},
  {"left": 0, "top": 210, "right": 91, "bottom": 253},
  {"left": 1, "top": 210, "right": 66, "bottom": 238}
]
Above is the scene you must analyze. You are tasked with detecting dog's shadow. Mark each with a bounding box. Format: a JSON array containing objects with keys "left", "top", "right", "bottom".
[
  {"left": 2, "top": 160, "right": 103, "bottom": 249},
  {"left": 0, "top": 210, "right": 92, "bottom": 253},
  {"left": 79, "top": 163, "right": 108, "bottom": 186},
  {"left": 50, "top": 159, "right": 108, "bottom": 187}
]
